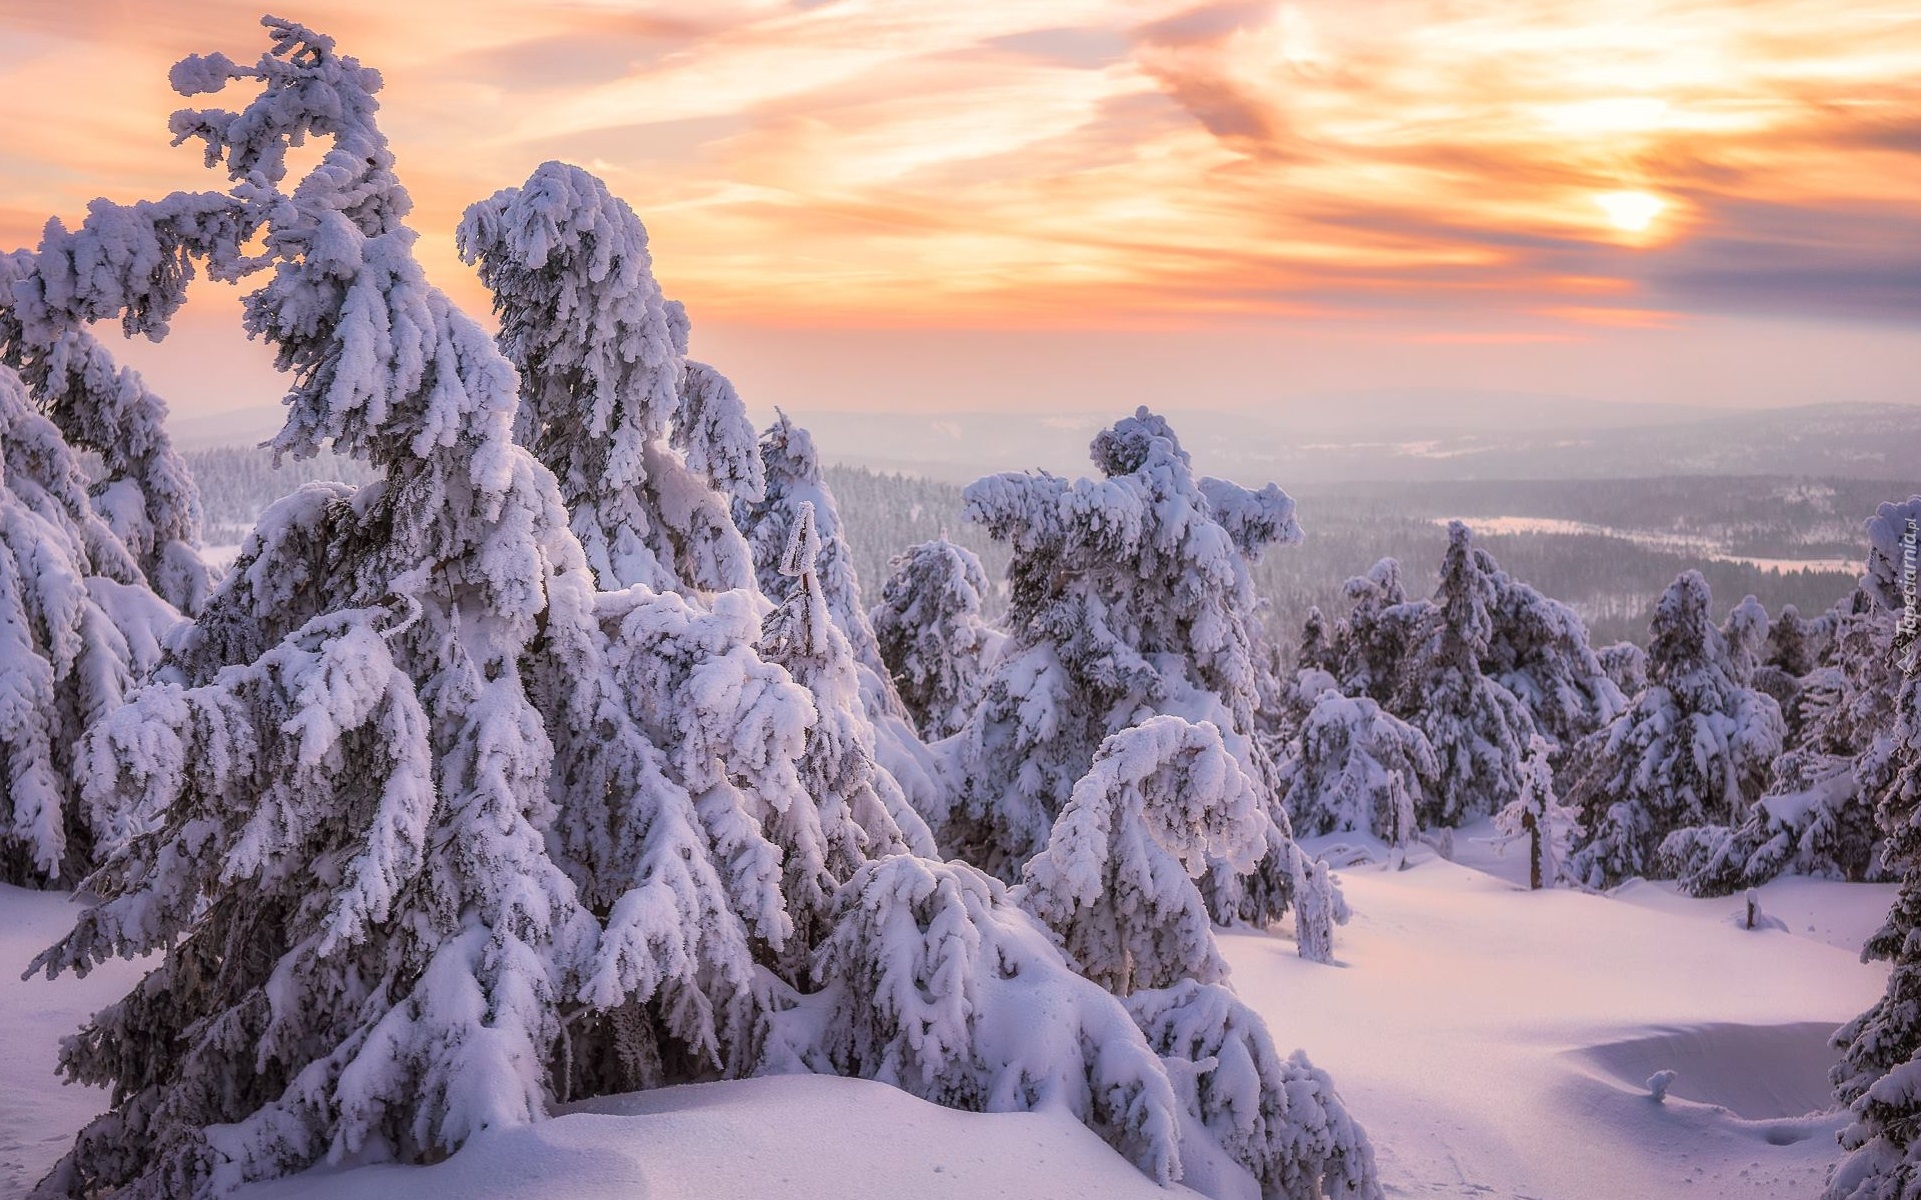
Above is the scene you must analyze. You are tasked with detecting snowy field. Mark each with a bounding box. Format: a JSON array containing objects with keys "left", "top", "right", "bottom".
[{"left": 0, "top": 835, "right": 1886, "bottom": 1200}]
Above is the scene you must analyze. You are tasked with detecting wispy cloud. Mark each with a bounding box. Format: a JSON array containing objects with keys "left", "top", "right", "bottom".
[{"left": 0, "top": 0, "right": 1916, "bottom": 333}]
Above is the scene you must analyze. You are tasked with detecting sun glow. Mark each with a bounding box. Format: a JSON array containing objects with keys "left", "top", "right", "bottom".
[{"left": 1593, "top": 191, "right": 1667, "bottom": 234}]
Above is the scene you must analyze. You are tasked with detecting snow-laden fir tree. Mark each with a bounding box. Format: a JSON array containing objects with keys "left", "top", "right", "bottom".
[
  {"left": 0, "top": 247, "right": 211, "bottom": 615},
  {"left": 1564, "top": 570, "right": 1785, "bottom": 888},
  {"left": 941, "top": 408, "right": 1303, "bottom": 899},
  {"left": 870, "top": 536, "right": 1000, "bottom": 740},
  {"left": 1019, "top": 715, "right": 1267, "bottom": 996},
  {"left": 1722, "top": 593, "right": 1768, "bottom": 688},
  {"left": 1768, "top": 603, "right": 1822, "bottom": 679},
  {"left": 1478, "top": 551, "right": 1623, "bottom": 751},
  {"left": 553, "top": 577, "right": 803, "bottom": 1096},
  {"left": 1393, "top": 522, "right": 1537, "bottom": 827},
  {"left": 758, "top": 853, "right": 1189, "bottom": 1184},
  {"left": 1664, "top": 586, "right": 1897, "bottom": 897},
  {"left": 1828, "top": 496, "right": 1921, "bottom": 1200},
  {"left": 0, "top": 363, "right": 180, "bottom": 885},
  {"left": 456, "top": 160, "right": 760, "bottom": 595},
  {"left": 1128, "top": 981, "right": 1381, "bottom": 1200},
  {"left": 733, "top": 412, "right": 896, "bottom": 701},
  {"left": 1330, "top": 558, "right": 1429, "bottom": 705},
  {"left": 1597, "top": 641, "right": 1648, "bottom": 699},
  {"left": 1275, "top": 682, "right": 1436, "bottom": 858},
  {"left": 1491, "top": 735, "right": 1581, "bottom": 890},
  {"left": 757, "top": 502, "right": 937, "bottom": 961},
  {"left": 1297, "top": 605, "right": 1337, "bottom": 675},
  {"left": 22, "top": 24, "right": 630, "bottom": 1195}
]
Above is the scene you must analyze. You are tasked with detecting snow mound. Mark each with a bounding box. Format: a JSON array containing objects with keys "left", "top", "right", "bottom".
[
  {"left": 1574, "top": 1023, "right": 1840, "bottom": 1119},
  {"left": 235, "top": 1075, "right": 1196, "bottom": 1200}
]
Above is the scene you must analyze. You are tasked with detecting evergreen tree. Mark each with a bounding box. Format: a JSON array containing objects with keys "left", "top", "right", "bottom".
[
  {"left": 1767, "top": 602, "right": 1820, "bottom": 678},
  {"left": 758, "top": 854, "right": 1189, "bottom": 1184},
  {"left": 0, "top": 363, "right": 179, "bottom": 885},
  {"left": 1491, "top": 735, "right": 1581, "bottom": 890},
  {"left": 870, "top": 536, "right": 1000, "bottom": 740},
  {"left": 733, "top": 412, "right": 896, "bottom": 702},
  {"left": 1332, "top": 558, "right": 1428, "bottom": 705},
  {"left": 1597, "top": 641, "right": 1648, "bottom": 698},
  {"left": 1275, "top": 685, "right": 1436, "bottom": 857},
  {"left": 560, "top": 579, "right": 804, "bottom": 1095},
  {"left": 1829, "top": 496, "right": 1921, "bottom": 1200},
  {"left": 1018, "top": 715, "right": 1267, "bottom": 996},
  {"left": 1297, "top": 605, "right": 1337, "bottom": 675},
  {"left": 1127, "top": 981, "right": 1381, "bottom": 1200},
  {"left": 1565, "top": 570, "right": 1784, "bottom": 888},
  {"left": 1721, "top": 593, "right": 1769, "bottom": 688},
  {"left": 0, "top": 247, "right": 212, "bottom": 617},
  {"left": 1393, "top": 523, "right": 1536, "bottom": 827},
  {"left": 24, "top": 24, "right": 614, "bottom": 1193},
  {"left": 457, "top": 160, "right": 758, "bottom": 595},
  {"left": 1479, "top": 551, "right": 1624, "bottom": 751},
  {"left": 1665, "top": 591, "right": 1896, "bottom": 897},
  {"left": 758, "top": 502, "right": 938, "bottom": 958},
  {"left": 941, "top": 408, "right": 1302, "bottom": 896}
]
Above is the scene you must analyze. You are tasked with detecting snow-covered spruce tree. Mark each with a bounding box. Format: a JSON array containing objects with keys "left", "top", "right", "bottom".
[
  {"left": 564, "top": 577, "right": 805, "bottom": 1094},
  {"left": 1128, "top": 981, "right": 1380, "bottom": 1200},
  {"left": 757, "top": 503, "right": 936, "bottom": 952},
  {"left": 1722, "top": 593, "right": 1768, "bottom": 688},
  {"left": 1019, "top": 715, "right": 1266, "bottom": 996},
  {"left": 0, "top": 363, "right": 180, "bottom": 886},
  {"left": 759, "top": 854, "right": 1188, "bottom": 1182},
  {"left": 1331, "top": 557, "right": 1429, "bottom": 706},
  {"left": 1828, "top": 496, "right": 1921, "bottom": 1200},
  {"left": 1478, "top": 550, "right": 1624, "bottom": 751},
  {"left": 870, "top": 536, "right": 1000, "bottom": 740},
  {"left": 1664, "top": 587, "right": 1898, "bottom": 897},
  {"left": 942, "top": 408, "right": 1303, "bottom": 892},
  {"left": 457, "top": 160, "right": 760, "bottom": 595},
  {"left": 1297, "top": 605, "right": 1337, "bottom": 675},
  {"left": 1768, "top": 602, "right": 1821, "bottom": 679},
  {"left": 733, "top": 412, "right": 896, "bottom": 700},
  {"left": 1597, "top": 641, "right": 1648, "bottom": 699},
  {"left": 1564, "top": 570, "right": 1784, "bottom": 888},
  {"left": 0, "top": 246, "right": 212, "bottom": 616},
  {"left": 1392, "top": 523, "right": 1537, "bottom": 827},
  {"left": 1491, "top": 735, "right": 1581, "bottom": 890},
  {"left": 22, "top": 24, "right": 631, "bottom": 1195},
  {"left": 1275, "top": 683, "right": 1436, "bottom": 858}
]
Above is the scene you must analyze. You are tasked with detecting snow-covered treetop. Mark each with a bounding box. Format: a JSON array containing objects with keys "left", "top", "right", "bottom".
[
  {"left": 457, "top": 162, "right": 761, "bottom": 593},
  {"left": 165, "top": 18, "right": 516, "bottom": 477},
  {"left": 965, "top": 406, "right": 1299, "bottom": 725},
  {"left": 1434, "top": 521, "right": 1494, "bottom": 661},
  {"left": 1865, "top": 497, "right": 1921, "bottom": 620},
  {"left": 459, "top": 160, "right": 681, "bottom": 478},
  {"left": 870, "top": 537, "right": 997, "bottom": 741},
  {"left": 1649, "top": 570, "right": 1730, "bottom": 695},
  {"left": 1475, "top": 542, "right": 1623, "bottom": 748},
  {"left": 1722, "top": 594, "right": 1768, "bottom": 688},
  {"left": 736, "top": 409, "right": 897, "bottom": 693}
]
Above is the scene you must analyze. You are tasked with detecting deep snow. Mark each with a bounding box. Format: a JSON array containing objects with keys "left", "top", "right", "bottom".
[{"left": 0, "top": 829, "right": 1892, "bottom": 1200}]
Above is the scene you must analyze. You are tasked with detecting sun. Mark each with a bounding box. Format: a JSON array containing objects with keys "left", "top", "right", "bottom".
[{"left": 1593, "top": 191, "right": 1666, "bottom": 234}]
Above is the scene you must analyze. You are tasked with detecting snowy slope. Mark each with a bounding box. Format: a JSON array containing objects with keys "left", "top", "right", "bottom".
[
  {"left": 1238, "top": 828, "right": 1892, "bottom": 1200},
  {"left": 0, "top": 846, "right": 1891, "bottom": 1200},
  {"left": 236, "top": 1076, "right": 1195, "bottom": 1200},
  {"left": 0, "top": 887, "right": 148, "bottom": 1197}
]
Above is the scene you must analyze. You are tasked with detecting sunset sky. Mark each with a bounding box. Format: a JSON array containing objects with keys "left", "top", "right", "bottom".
[{"left": 0, "top": 0, "right": 1916, "bottom": 420}]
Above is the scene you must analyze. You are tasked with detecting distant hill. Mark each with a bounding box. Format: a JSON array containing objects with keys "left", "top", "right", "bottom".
[{"left": 167, "top": 397, "right": 1920, "bottom": 485}]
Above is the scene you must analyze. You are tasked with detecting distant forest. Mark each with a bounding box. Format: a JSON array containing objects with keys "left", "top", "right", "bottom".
[{"left": 183, "top": 446, "right": 1868, "bottom": 652}]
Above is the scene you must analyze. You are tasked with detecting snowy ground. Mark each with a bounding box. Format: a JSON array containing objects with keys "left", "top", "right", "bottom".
[{"left": 0, "top": 835, "right": 1891, "bottom": 1200}]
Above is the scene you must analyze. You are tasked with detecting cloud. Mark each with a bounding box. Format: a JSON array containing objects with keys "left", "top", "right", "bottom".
[{"left": 0, "top": 0, "right": 1915, "bottom": 335}]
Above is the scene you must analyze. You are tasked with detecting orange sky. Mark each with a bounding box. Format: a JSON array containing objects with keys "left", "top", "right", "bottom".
[{"left": 0, "top": 0, "right": 1916, "bottom": 418}]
